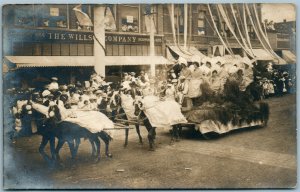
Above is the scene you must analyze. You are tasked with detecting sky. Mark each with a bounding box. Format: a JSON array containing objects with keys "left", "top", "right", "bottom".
[{"left": 261, "top": 3, "right": 296, "bottom": 23}]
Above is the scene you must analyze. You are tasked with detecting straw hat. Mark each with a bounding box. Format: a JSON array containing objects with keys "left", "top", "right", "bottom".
[{"left": 42, "top": 90, "right": 51, "bottom": 97}]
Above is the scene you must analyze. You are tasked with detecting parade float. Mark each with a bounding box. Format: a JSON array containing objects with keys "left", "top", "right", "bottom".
[{"left": 178, "top": 56, "right": 270, "bottom": 138}]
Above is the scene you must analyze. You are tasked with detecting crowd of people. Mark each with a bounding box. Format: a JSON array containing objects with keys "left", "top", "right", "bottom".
[
  {"left": 8, "top": 55, "right": 295, "bottom": 137},
  {"left": 254, "top": 62, "right": 295, "bottom": 99},
  {"left": 119, "top": 56, "right": 254, "bottom": 108}
]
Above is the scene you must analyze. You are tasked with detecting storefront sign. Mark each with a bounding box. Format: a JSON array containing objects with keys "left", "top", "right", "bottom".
[
  {"left": 6, "top": 28, "right": 163, "bottom": 45},
  {"left": 105, "top": 34, "right": 163, "bottom": 45},
  {"left": 6, "top": 28, "right": 94, "bottom": 43}
]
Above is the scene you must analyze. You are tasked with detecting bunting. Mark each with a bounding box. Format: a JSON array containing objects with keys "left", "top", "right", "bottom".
[
  {"left": 215, "top": 4, "right": 234, "bottom": 56},
  {"left": 245, "top": 4, "right": 275, "bottom": 59},
  {"left": 217, "top": 4, "right": 253, "bottom": 57},
  {"left": 183, "top": 4, "right": 188, "bottom": 50},
  {"left": 104, "top": 5, "right": 117, "bottom": 31},
  {"left": 242, "top": 4, "right": 255, "bottom": 58},
  {"left": 207, "top": 4, "right": 234, "bottom": 57},
  {"left": 73, "top": 5, "right": 93, "bottom": 27},
  {"left": 167, "top": 4, "right": 177, "bottom": 46},
  {"left": 230, "top": 4, "right": 252, "bottom": 56}
]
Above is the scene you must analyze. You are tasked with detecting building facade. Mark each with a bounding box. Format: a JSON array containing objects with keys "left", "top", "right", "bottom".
[{"left": 3, "top": 4, "right": 295, "bottom": 88}]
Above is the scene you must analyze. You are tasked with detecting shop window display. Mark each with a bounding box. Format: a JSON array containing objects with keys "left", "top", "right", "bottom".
[
  {"left": 118, "top": 5, "right": 139, "bottom": 33},
  {"left": 35, "top": 5, "right": 67, "bottom": 28},
  {"left": 14, "top": 5, "right": 35, "bottom": 27}
]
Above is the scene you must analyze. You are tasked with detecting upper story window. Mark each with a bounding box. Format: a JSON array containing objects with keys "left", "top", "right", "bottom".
[
  {"left": 174, "top": 4, "right": 184, "bottom": 33},
  {"left": 141, "top": 4, "right": 158, "bottom": 34},
  {"left": 69, "top": 4, "right": 93, "bottom": 31},
  {"left": 35, "top": 5, "right": 68, "bottom": 28},
  {"left": 14, "top": 5, "right": 35, "bottom": 27},
  {"left": 197, "top": 10, "right": 205, "bottom": 35},
  {"left": 118, "top": 5, "right": 139, "bottom": 33}
]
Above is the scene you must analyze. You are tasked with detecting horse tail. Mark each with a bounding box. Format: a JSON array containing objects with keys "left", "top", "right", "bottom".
[{"left": 98, "top": 131, "right": 113, "bottom": 142}]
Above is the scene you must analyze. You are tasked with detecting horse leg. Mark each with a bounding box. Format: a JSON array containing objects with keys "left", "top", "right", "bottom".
[
  {"left": 39, "top": 136, "right": 52, "bottom": 165},
  {"left": 66, "top": 139, "right": 76, "bottom": 160},
  {"left": 88, "top": 138, "right": 96, "bottom": 157},
  {"left": 55, "top": 139, "right": 65, "bottom": 161},
  {"left": 74, "top": 138, "right": 81, "bottom": 157},
  {"left": 98, "top": 131, "right": 112, "bottom": 158},
  {"left": 175, "top": 125, "right": 180, "bottom": 142},
  {"left": 135, "top": 124, "right": 143, "bottom": 145},
  {"left": 49, "top": 136, "right": 57, "bottom": 160},
  {"left": 148, "top": 127, "right": 156, "bottom": 151},
  {"left": 93, "top": 136, "right": 101, "bottom": 162},
  {"left": 124, "top": 127, "right": 129, "bottom": 147}
]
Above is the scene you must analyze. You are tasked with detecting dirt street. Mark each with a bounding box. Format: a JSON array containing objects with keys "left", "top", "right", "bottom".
[{"left": 3, "top": 94, "right": 297, "bottom": 189}]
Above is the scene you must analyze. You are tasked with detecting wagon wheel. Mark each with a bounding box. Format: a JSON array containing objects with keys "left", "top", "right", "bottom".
[
  {"left": 201, "top": 131, "right": 220, "bottom": 140},
  {"left": 202, "top": 132, "right": 212, "bottom": 140}
]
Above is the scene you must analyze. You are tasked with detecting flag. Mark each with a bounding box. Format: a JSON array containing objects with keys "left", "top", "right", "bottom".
[
  {"left": 73, "top": 5, "right": 93, "bottom": 27},
  {"left": 104, "top": 5, "right": 116, "bottom": 31}
]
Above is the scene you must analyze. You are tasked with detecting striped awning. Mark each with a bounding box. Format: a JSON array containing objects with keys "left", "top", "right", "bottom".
[
  {"left": 282, "top": 50, "right": 296, "bottom": 64},
  {"left": 5, "top": 55, "right": 174, "bottom": 68},
  {"left": 5, "top": 56, "right": 95, "bottom": 68},
  {"left": 167, "top": 45, "right": 207, "bottom": 62}
]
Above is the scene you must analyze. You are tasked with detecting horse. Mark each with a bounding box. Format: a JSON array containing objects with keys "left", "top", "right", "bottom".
[
  {"left": 46, "top": 105, "right": 102, "bottom": 161},
  {"left": 17, "top": 101, "right": 112, "bottom": 166},
  {"left": 133, "top": 96, "right": 185, "bottom": 149},
  {"left": 111, "top": 92, "right": 143, "bottom": 147},
  {"left": 133, "top": 100, "right": 156, "bottom": 151}
]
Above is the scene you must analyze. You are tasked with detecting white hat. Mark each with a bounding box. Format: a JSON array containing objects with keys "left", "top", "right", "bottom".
[
  {"left": 178, "top": 57, "right": 187, "bottom": 66},
  {"left": 191, "top": 55, "right": 202, "bottom": 63},
  {"left": 42, "top": 90, "right": 51, "bottom": 97},
  {"left": 228, "top": 66, "right": 238, "bottom": 74},
  {"left": 51, "top": 77, "right": 58, "bottom": 81}
]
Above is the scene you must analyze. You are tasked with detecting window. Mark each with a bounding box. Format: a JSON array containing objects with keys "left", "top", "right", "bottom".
[
  {"left": 77, "top": 44, "right": 85, "bottom": 56},
  {"left": 70, "top": 44, "right": 78, "bottom": 56},
  {"left": 197, "top": 10, "right": 205, "bottom": 35},
  {"left": 14, "top": 5, "right": 35, "bottom": 27},
  {"left": 118, "top": 5, "right": 139, "bottom": 33},
  {"left": 35, "top": 5, "right": 67, "bottom": 28},
  {"left": 248, "top": 25, "right": 255, "bottom": 39},
  {"left": 105, "top": 5, "right": 117, "bottom": 32},
  {"left": 174, "top": 4, "right": 184, "bottom": 33},
  {"left": 61, "top": 44, "right": 70, "bottom": 56},
  {"left": 51, "top": 44, "right": 61, "bottom": 56},
  {"left": 42, "top": 43, "right": 52, "bottom": 56},
  {"left": 69, "top": 4, "right": 93, "bottom": 31},
  {"left": 142, "top": 4, "right": 158, "bottom": 34},
  {"left": 12, "top": 42, "right": 93, "bottom": 56},
  {"left": 85, "top": 44, "right": 94, "bottom": 56}
]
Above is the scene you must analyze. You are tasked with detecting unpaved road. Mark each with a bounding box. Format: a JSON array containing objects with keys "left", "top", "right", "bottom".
[{"left": 3, "top": 94, "right": 297, "bottom": 189}]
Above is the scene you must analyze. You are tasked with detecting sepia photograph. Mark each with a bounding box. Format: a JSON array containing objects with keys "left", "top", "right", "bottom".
[{"left": 2, "top": 2, "right": 297, "bottom": 189}]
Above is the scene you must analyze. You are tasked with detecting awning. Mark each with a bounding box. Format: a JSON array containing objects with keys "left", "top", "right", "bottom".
[
  {"left": 274, "top": 56, "right": 288, "bottom": 65},
  {"left": 5, "top": 56, "right": 95, "bottom": 68},
  {"left": 246, "top": 49, "right": 287, "bottom": 65},
  {"left": 104, "top": 56, "right": 174, "bottom": 66},
  {"left": 5, "top": 55, "right": 174, "bottom": 68},
  {"left": 248, "top": 49, "right": 274, "bottom": 61},
  {"left": 282, "top": 50, "right": 296, "bottom": 64},
  {"left": 167, "top": 45, "right": 206, "bottom": 62}
]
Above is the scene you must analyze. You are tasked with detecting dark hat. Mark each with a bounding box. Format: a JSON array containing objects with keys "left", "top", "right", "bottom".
[{"left": 130, "top": 81, "right": 137, "bottom": 87}]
